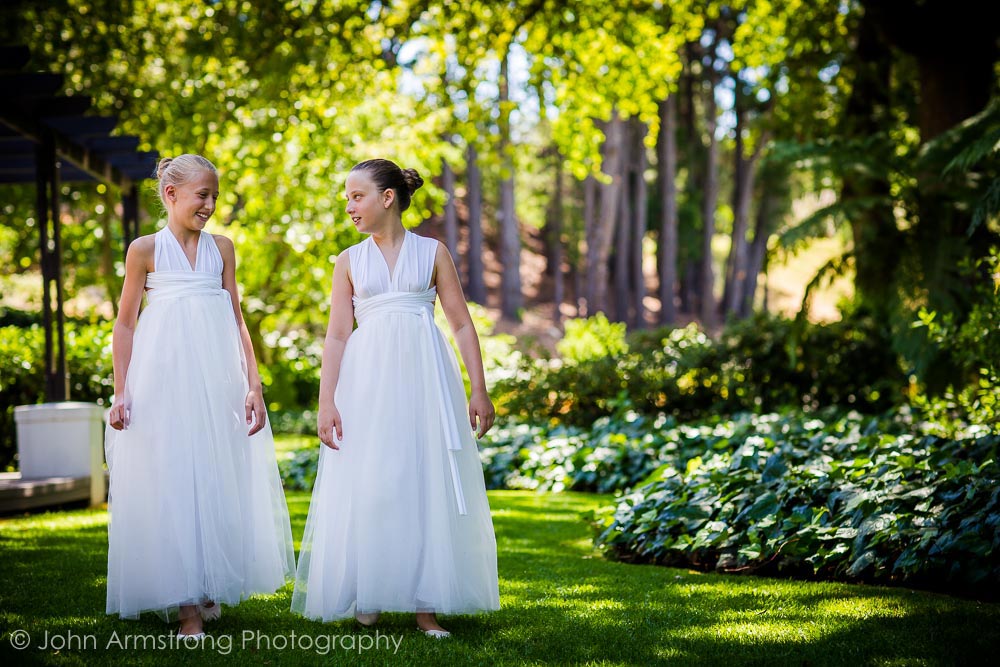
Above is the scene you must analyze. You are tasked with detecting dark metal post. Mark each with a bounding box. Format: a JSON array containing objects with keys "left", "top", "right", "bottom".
[
  {"left": 122, "top": 181, "right": 139, "bottom": 253},
  {"left": 35, "top": 132, "right": 68, "bottom": 401},
  {"left": 51, "top": 146, "right": 67, "bottom": 400}
]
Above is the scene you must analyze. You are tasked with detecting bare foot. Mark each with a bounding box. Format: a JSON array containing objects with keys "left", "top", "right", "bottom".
[
  {"left": 355, "top": 610, "right": 380, "bottom": 626},
  {"left": 416, "top": 612, "right": 449, "bottom": 634},
  {"left": 178, "top": 604, "right": 204, "bottom": 636}
]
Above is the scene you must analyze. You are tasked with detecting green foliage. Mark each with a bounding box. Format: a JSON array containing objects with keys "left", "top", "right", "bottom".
[
  {"left": 910, "top": 247, "right": 1000, "bottom": 426},
  {"left": 268, "top": 409, "right": 318, "bottom": 436},
  {"left": 777, "top": 94, "right": 1000, "bottom": 390},
  {"left": 0, "top": 321, "right": 114, "bottom": 471},
  {"left": 437, "top": 301, "right": 517, "bottom": 398},
  {"left": 555, "top": 313, "right": 629, "bottom": 363},
  {"left": 257, "top": 331, "right": 322, "bottom": 413},
  {"left": 495, "top": 313, "right": 903, "bottom": 428},
  {"left": 592, "top": 410, "right": 999, "bottom": 593},
  {"left": 277, "top": 444, "right": 320, "bottom": 492},
  {"left": 479, "top": 412, "right": 673, "bottom": 494}
]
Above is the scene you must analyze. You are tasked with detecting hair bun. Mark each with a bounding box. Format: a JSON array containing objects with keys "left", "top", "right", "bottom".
[
  {"left": 401, "top": 168, "right": 424, "bottom": 196},
  {"left": 156, "top": 157, "right": 173, "bottom": 180}
]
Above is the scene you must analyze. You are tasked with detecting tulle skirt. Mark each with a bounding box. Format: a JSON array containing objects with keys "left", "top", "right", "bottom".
[
  {"left": 291, "top": 310, "right": 499, "bottom": 621},
  {"left": 105, "top": 288, "right": 295, "bottom": 621}
]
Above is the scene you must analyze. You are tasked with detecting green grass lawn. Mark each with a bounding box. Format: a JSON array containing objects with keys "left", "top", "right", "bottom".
[{"left": 2, "top": 490, "right": 998, "bottom": 665}]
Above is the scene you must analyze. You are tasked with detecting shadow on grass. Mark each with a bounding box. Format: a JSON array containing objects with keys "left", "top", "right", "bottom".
[{"left": 0, "top": 491, "right": 997, "bottom": 666}]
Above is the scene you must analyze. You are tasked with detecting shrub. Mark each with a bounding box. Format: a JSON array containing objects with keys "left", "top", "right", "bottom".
[
  {"left": 494, "top": 313, "right": 904, "bottom": 428},
  {"left": 556, "top": 313, "right": 629, "bottom": 363},
  {"left": 278, "top": 444, "right": 320, "bottom": 491},
  {"left": 591, "top": 412, "right": 999, "bottom": 593}
]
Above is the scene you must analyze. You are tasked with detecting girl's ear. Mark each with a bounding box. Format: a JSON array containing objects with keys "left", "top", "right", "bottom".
[
  {"left": 164, "top": 184, "right": 176, "bottom": 202},
  {"left": 383, "top": 188, "right": 395, "bottom": 209}
]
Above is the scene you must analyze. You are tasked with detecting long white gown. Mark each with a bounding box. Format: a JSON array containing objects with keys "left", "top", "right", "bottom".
[
  {"left": 105, "top": 227, "right": 295, "bottom": 621},
  {"left": 291, "top": 231, "right": 500, "bottom": 620}
]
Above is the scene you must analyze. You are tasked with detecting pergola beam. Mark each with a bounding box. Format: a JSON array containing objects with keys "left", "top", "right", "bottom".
[
  {"left": 0, "top": 114, "right": 134, "bottom": 190},
  {"left": 3, "top": 48, "right": 157, "bottom": 403}
]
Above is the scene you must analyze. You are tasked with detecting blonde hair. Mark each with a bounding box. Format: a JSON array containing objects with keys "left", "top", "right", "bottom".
[{"left": 155, "top": 154, "right": 217, "bottom": 207}]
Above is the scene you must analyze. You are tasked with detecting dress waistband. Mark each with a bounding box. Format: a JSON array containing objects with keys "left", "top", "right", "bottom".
[
  {"left": 145, "top": 271, "right": 226, "bottom": 302},
  {"left": 352, "top": 288, "right": 436, "bottom": 324}
]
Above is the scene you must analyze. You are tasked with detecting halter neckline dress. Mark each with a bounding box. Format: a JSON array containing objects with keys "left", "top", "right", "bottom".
[
  {"left": 291, "top": 231, "right": 499, "bottom": 620},
  {"left": 105, "top": 227, "right": 295, "bottom": 621}
]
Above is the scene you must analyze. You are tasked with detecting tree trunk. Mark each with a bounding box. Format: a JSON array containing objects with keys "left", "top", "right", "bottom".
[
  {"left": 657, "top": 94, "right": 679, "bottom": 325},
  {"left": 615, "top": 168, "right": 632, "bottom": 324},
  {"left": 549, "top": 153, "right": 565, "bottom": 323},
  {"left": 465, "top": 142, "right": 487, "bottom": 304},
  {"left": 442, "top": 157, "right": 459, "bottom": 267},
  {"left": 699, "top": 73, "right": 720, "bottom": 330},
  {"left": 839, "top": 5, "right": 896, "bottom": 314},
  {"left": 724, "top": 113, "right": 767, "bottom": 317},
  {"left": 614, "top": 120, "right": 633, "bottom": 324},
  {"left": 631, "top": 117, "right": 648, "bottom": 329},
  {"left": 581, "top": 174, "right": 597, "bottom": 315},
  {"left": 863, "top": 0, "right": 997, "bottom": 142},
  {"left": 722, "top": 95, "right": 745, "bottom": 316},
  {"left": 681, "top": 41, "right": 702, "bottom": 316},
  {"left": 498, "top": 52, "right": 522, "bottom": 320},
  {"left": 586, "top": 112, "right": 624, "bottom": 316},
  {"left": 864, "top": 0, "right": 1000, "bottom": 318},
  {"left": 741, "top": 170, "right": 782, "bottom": 318}
]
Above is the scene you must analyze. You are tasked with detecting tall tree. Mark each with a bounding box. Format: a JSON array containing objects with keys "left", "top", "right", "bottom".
[
  {"left": 657, "top": 94, "right": 680, "bottom": 324},
  {"left": 699, "top": 35, "right": 722, "bottom": 330},
  {"left": 722, "top": 88, "right": 769, "bottom": 318},
  {"left": 614, "top": 122, "right": 633, "bottom": 324},
  {"left": 465, "top": 142, "right": 487, "bottom": 304},
  {"left": 630, "top": 118, "right": 649, "bottom": 328},
  {"left": 442, "top": 156, "right": 459, "bottom": 267},
  {"left": 497, "top": 49, "right": 522, "bottom": 320},
  {"left": 586, "top": 112, "right": 625, "bottom": 315},
  {"left": 547, "top": 148, "right": 566, "bottom": 323}
]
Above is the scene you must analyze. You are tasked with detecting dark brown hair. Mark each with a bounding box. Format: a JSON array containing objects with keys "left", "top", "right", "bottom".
[{"left": 350, "top": 158, "right": 424, "bottom": 212}]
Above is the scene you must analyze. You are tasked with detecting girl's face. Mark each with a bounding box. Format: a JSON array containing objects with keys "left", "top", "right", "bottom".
[
  {"left": 166, "top": 170, "right": 219, "bottom": 231},
  {"left": 344, "top": 170, "right": 393, "bottom": 233}
]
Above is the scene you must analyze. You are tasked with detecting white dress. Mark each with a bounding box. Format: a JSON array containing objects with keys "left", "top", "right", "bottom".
[
  {"left": 105, "top": 228, "right": 295, "bottom": 621},
  {"left": 291, "top": 231, "right": 500, "bottom": 620}
]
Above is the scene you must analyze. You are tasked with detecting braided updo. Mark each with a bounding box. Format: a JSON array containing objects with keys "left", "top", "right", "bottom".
[
  {"left": 155, "top": 154, "right": 217, "bottom": 207},
  {"left": 350, "top": 158, "right": 424, "bottom": 212}
]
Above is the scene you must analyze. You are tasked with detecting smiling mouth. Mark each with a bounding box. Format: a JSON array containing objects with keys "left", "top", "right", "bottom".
[
  {"left": 196, "top": 213, "right": 210, "bottom": 222},
  {"left": 352, "top": 216, "right": 361, "bottom": 224}
]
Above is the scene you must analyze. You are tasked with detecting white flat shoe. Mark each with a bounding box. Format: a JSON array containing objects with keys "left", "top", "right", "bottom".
[
  {"left": 355, "top": 611, "right": 380, "bottom": 626},
  {"left": 177, "top": 632, "right": 206, "bottom": 641},
  {"left": 420, "top": 628, "right": 451, "bottom": 639},
  {"left": 198, "top": 602, "right": 221, "bottom": 622}
]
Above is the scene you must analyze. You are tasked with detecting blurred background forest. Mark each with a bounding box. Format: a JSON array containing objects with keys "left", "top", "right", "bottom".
[{"left": 2, "top": 0, "right": 999, "bottom": 593}]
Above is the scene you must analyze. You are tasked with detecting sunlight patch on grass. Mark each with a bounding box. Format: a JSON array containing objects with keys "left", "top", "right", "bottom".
[
  {"left": 701, "top": 620, "right": 822, "bottom": 643},
  {"left": 0, "top": 509, "right": 108, "bottom": 534},
  {"left": 812, "top": 596, "right": 914, "bottom": 619}
]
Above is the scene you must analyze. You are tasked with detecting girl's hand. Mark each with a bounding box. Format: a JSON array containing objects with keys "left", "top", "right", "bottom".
[
  {"left": 469, "top": 391, "right": 495, "bottom": 438},
  {"left": 318, "top": 404, "right": 343, "bottom": 450},
  {"left": 108, "top": 396, "right": 130, "bottom": 431},
  {"left": 245, "top": 389, "right": 267, "bottom": 436}
]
